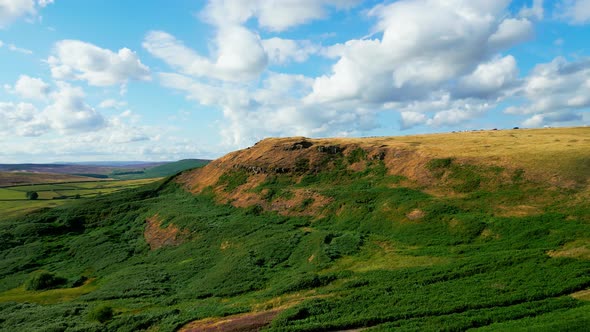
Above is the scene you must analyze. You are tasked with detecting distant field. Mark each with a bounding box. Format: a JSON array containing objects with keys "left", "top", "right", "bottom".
[
  {"left": 0, "top": 178, "right": 160, "bottom": 218},
  {"left": 0, "top": 172, "right": 102, "bottom": 187}
]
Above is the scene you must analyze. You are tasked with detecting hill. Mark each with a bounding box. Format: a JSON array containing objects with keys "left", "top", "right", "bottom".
[
  {"left": 0, "top": 127, "right": 588, "bottom": 331},
  {"left": 110, "top": 159, "right": 210, "bottom": 180}
]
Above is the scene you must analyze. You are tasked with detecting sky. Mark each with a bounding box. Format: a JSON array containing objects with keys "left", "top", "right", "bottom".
[{"left": 0, "top": 0, "right": 589, "bottom": 163}]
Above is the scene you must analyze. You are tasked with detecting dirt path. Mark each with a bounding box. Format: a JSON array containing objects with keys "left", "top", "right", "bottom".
[{"left": 178, "top": 308, "right": 283, "bottom": 332}]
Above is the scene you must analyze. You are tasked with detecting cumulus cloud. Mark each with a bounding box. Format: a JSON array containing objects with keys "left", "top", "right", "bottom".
[
  {"left": 488, "top": 18, "right": 534, "bottom": 50},
  {"left": 455, "top": 56, "right": 519, "bottom": 99},
  {"left": 201, "top": 0, "right": 359, "bottom": 32},
  {"left": 0, "top": 101, "right": 45, "bottom": 136},
  {"left": 262, "top": 38, "right": 319, "bottom": 64},
  {"left": 47, "top": 40, "right": 150, "bottom": 86},
  {"left": 149, "top": 0, "right": 558, "bottom": 146},
  {"left": 557, "top": 0, "right": 590, "bottom": 24},
  {"left": 0, "top": 0, "right": 54, "bottom": 28},
  {"left": 307, "top": 0, "right": 524, "bottom": 105},
  {"left": 144, "top": 29, "right": 267, "bottom": 82},
  {"left": 506, "top": 57, "right": 590, "bottom": 115},
  {"left": 42, "top": 83, "right": 105, "bottom": 133},
  {"left": 10, "top": 75, "right": 51, "bottom": 100}
]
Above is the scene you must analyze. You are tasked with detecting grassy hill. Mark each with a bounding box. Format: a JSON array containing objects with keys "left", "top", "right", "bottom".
[
  {"left": 110, "top": 159, "right": 210, "bottom": 180},
  {"left": 0, "top": 127, "right": 588, "bottom": 331}
]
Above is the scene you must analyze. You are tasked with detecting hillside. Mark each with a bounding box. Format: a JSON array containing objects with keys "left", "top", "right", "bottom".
[{"left": 0, "top": 127, "right": 588, "bottom": 331}]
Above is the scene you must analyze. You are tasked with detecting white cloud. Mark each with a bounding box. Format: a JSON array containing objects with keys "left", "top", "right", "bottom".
[
  {"left": 519, "top": 0, "right": 544, "bottom": 20},
  {"left": 7, "top": 43, "right": 32, "bottom": 54},
  {"left": 400, "top": 112, "right": 428, "bottom": 129},
  {"left": 557, "top": 0, "right": 590, "bottom": 24},
  {"left": 0, "top": 101, "right": 45, "bottom": 137},
  {"left": 47, "top": 40, "right": 150, "bottom": 86},
  {"left": 488, "top": 18, "right": 534, "bottom": 50},
  {"left": 0, "top": 0, "right": 53, "bottom": 28},
  {"left": 10, "top": 75, "right": 50, "bottom": 100},
  {"left": 507, "top": 57, "right": 590, "bottom": 115},
  {"left": 144, "top": 28, "right": 267, "bottom": 82},
  {"left": 149, "top": 0, "right": 554, "bottom": 147},
  {"left": 522, "top": 111, "right": 583, "bottom": 127},
  {"left": 98, "top": 98, "right": 127, "bottom": 109},
  {"left": 202, "top": 0, "right": 359, "bottom": 32},
  {"left": 455, "top": 55, "right": 519, "bottom": 99},
  {"left": 41, "top": 83, "right": 105, "bottom": 134},
  {"left": 262, "top": 38, "right": 319, "bottom": 64},
  {"left": 307, "top": 0, "right": 523, "bottom": 105}
]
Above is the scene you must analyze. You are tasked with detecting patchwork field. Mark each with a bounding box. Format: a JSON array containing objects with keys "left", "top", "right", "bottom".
[{"left": 0, "top": 178, "right": 160, "bottom": 218}]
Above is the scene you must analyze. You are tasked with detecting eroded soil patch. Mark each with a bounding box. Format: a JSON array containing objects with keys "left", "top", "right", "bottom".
[
  {"left": 144, "top": 215, "right": 189, "bottom": 250},
  {"left": 179, "top": 308, "right": 282, "bottom": 332}
]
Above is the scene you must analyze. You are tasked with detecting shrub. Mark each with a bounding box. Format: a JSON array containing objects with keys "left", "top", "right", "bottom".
[
  {"left": 88, "top": 305, "right": 114, "bottom": 323},
  {"left": 25, "top": 271, "right": 67, "bottom": 291},
  {"left": 25, "top": 191, "right": 39, "bottom": 200}
]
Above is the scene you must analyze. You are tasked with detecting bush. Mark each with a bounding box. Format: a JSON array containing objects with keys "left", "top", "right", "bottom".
[
  {"left": 25, "top": 191, "right": 39, "bottom": 200},
  {"left": 25, "top": 271, "right": 67, "bottom": 291},
  {"left": 88, "top": 305, "right": 114, "bottom": 323}
]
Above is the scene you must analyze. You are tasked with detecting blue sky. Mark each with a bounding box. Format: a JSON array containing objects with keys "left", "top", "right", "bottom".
[{"left": 0, "top": 0, "right": 589, "bottom": 162}]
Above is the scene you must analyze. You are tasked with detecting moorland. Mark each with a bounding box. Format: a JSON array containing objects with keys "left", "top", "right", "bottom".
[{"left": 0, "top": 127, "right": 588, "bottom": 331}]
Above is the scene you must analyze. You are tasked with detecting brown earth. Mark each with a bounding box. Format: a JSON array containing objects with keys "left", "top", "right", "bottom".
[
  {"left": 144, "top": 215, "right": 189, "bottom": 250},
  {"left": 178, "top": 308, "right": 283, "bottom": 332}
]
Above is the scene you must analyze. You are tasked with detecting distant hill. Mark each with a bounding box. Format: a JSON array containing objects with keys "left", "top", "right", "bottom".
[
  {"left": 0, "top": 159, "right": 211, "bottom": 183},
  {"left": 110, "top": 159, "right": 210, "bottom": 179}
]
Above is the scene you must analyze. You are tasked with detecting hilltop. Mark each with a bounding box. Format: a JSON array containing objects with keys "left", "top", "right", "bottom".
[
  {"left": 0, "top": 127, "right": 588, "bottom": 331},
  {"left": 179, "top": 127, "right": 589, "bottom": 216}
]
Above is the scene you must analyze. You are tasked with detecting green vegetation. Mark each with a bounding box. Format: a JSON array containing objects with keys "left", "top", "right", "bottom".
[
  {"left": 0, "top": 139, "right": 588, "bottom": 330},
  {"left": 110, "top": 159, "right": 209, "bottom": 180},
  {"left": 217, "top": 169, "right": 249, "bottom": 191}
]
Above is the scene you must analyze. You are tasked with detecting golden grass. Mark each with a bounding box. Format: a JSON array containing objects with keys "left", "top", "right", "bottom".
[
  {"left": 571, "top": 289, "right": 590, "bottom": 301},
  {"left": 547, "top": 239, "right": 590, "bottom": 260},
  {"left": 0, "top": 279, "right": 96, "bottom": 304},
  {"left": 325, "top": 240, "right": 448, "bottom": 273}
]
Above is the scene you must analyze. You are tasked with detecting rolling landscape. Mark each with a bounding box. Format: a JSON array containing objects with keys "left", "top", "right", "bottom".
[
  {"left": 2, "top": 0, "right": 590, "bottom": 331},
  {"left": 0, "top": 159, "right": 209, "bottom": 218},
  {"left": 0, "top": 127, "right": 588, "bottom": 331}
]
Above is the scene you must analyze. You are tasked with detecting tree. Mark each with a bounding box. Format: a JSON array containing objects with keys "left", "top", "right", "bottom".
[{"left": 26, "top": 191, "right": 39, "bottom": 200}]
